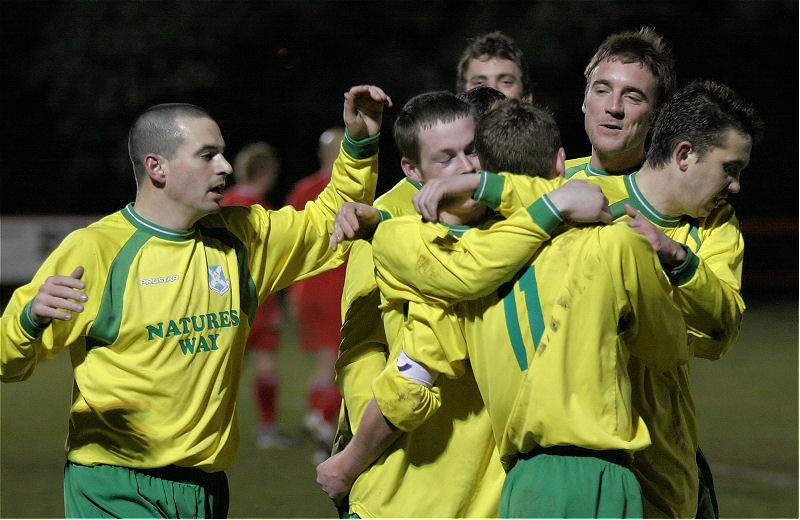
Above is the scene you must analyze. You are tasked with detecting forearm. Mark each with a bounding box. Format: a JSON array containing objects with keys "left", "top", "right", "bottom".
[
  {"left": 671, "top": 257, "right": 744, "bottom": 359},
  {"left": 340, "top": 398, "right": 401, "bottom": 474},
  {"left": 1, "top": 309, "right": 42, "bottom": 382},
  {"left": 374, "top": 198, "right": 562, "bottom": 305}
]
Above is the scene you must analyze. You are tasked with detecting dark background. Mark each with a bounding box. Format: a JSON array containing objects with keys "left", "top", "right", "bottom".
[{"left": 2, "top": 0, "right": 797, "bottom": 298}]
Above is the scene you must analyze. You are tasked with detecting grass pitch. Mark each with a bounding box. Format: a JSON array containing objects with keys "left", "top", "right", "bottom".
[{"left": 2, "top": 300, "right": 797, "bottom": 518}]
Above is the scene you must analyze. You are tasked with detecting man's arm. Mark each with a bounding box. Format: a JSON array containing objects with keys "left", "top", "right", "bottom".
[
  {"left": 598, "top": 223, "right": 689, "bottom": 370},
  {"left": 318, "top": 300, "right": 466, "bottom": 502},
  {"left": 244, "top": 85, "right": 391, "bottom": 295},
  {"left": 317, "top": 398, "right": 400, "bottom": 504},
  {"left": 372, "top": 183, "right": 611, "bottom": 306},
  {"left": 2, "top": 234, "right": 95, "bottom": 382},
  {"left": 413, "top": 172, "right": 610, "bottom": 224},
  {"left": 625, "top": 204, "right": 744, "bottom": 359}
]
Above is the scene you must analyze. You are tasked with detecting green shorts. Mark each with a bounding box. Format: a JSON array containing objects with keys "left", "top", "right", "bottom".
[
  {"left": 696, "top": 446, "right": 720, "bottom": 518},
  {"left": 500, "top": 446, "right": 643, "bottom": 518},
  {"left": 64, "top": 462, "right": 229, "bottom": 518}
]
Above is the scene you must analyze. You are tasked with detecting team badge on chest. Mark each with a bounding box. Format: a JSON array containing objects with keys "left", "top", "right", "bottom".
[{"left": 208, "top": 265, "right": 231, "bottom": 295}]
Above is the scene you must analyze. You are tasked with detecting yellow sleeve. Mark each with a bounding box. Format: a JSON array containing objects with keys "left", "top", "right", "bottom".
[
  {"left": 373, "top": 197, "right": 563, "bottom": 305},
  {"left": 667, "top": 204, "right": 744, "bottom": 360},
  {"left": 335, "top": 240, "right": 389, "bottom": 439},
  {"left": 372, "top": 302, "right": 466, "bottom": 431},
  {"left": 473, "top": 171, "right": 567, "bottom": 217},
  {"left": 1, "top": 227, "right": 108, "bottom": 382},
  {"left": 230, "top": 134, "right": 378, "bottom": 297},
  {"left": 599, "top": 223, "right": 689, "bottom": 370},
  {"left": 333, "top": 179, "right": 419, "bottom": 447}
]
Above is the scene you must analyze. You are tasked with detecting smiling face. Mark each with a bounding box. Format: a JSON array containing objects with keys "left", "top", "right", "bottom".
[
  {"left": 582, "top": 59, "right": 659, "bottom": 172},
  {"left": 160, "top": 116, "right": 232, "bottom": 226},
  {"left": 464, "top": 55, "right": 525, "bottom": 100},
  {"left": 678, "top": 128, "right": 752, "bottom": 218}
]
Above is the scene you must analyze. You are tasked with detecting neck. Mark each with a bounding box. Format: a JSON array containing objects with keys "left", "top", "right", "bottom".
[
  {"left": 633, "top": 166, "right": 681, "bottom": 217},
  {"left": 590, "top": 147, "right": 645, "bottom": 174},
  {"left": 133, "top": 194, "right": 200, "bottom": 230},
  {"left": 439, "top": 204, "right": 488, "bottom": 227}
]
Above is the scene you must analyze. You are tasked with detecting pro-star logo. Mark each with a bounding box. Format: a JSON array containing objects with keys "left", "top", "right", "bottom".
[{"left": 208, "top": 265, "right": 231, "bottom": 295}]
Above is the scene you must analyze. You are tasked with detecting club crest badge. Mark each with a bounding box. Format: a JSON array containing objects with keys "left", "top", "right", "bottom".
[{"left": 208, "top": 265, "right": 231, "bottom": 295}]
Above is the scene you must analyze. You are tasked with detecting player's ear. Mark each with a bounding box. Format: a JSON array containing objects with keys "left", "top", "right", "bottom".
[
  {"left": 144, "top": 153, "right": 168, "bottom": 185},
  {"left": 554, "top": 147, "right": 566, "bottom": 178},
  {"left": 674, "top": 141, "right": 693, "bottom": 172},
  {"left": 401, "top": 157, "right": 423, "bottom": 184}
]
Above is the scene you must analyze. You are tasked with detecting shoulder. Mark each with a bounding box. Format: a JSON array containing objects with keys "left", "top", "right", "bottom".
[
  {"left": 564, "top": 156, "right": 591, "bottom": 179},
  {"left": 374, "top": 178, "right": 418, "bottom": 216}
]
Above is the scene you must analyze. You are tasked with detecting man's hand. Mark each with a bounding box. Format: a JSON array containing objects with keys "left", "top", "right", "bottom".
[
  {"left": 316, "top": 451, "right": 358, "bottom": 505},
  {"left": 625, "top": 204, "right": 687, "bottom": 267},
  {"left": 30, "top": 266, "right": 87, "bottom": 325},
  {"left": 343, "top": 85, "right": 393, "bottom": 140},
  {"left": 331, "top": 202, "right": 381, "bottom": 251},
  {"left": 412, "top": 173, "right": 482, "bottom": 223},
  {"left": 546, "top": 180, "right": 612, "bottom": 223}
]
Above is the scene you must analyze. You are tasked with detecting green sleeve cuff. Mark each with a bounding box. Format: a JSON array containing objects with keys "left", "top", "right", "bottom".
[
  {"left": 20, "top": 299, "right": 48, "bottom": 338},
  {"left": 342, "top": 129, "right": 380, "bottom": 159},
  {"left": 666, "top": 244, "right": 700, "bottom": 285},
  {"left": 377, "top": 209, "right": 392, "bottom": 222},
  {"left": 526, "top": 194, "right": 564, "bottom": 233},
  {"left": 473, "top": 171, "right": 505, "bottom": 209}
]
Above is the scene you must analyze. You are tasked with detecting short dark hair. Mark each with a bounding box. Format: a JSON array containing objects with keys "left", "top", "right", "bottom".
[
  {"left": 456, "top": 31, "right": 531, "bottom": 97},
  {"left": 646, "top": 79, "right": 764, "bottom": 168},
  {"left": 584, "top": 27, "right": 676, "bottom": 109},
  {"left": 128, "top": 103, "right": 211, "bottom": 179},
  {"left": 393, "top": 91, "right": 472, "bottom": 164},
  {"left": 457, "top": 85, "right": 507, "bottom": 122},
  {"left": 476, "top": 98, "right": 561, "bottom": 177}
]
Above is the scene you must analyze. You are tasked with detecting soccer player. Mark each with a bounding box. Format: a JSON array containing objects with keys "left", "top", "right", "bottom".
[
  {"left": 326, "top": 31, "right": 533, "bottom": 517},
  {"left": 563, "top": 25, "right": 746, "bottom": 518},
  {"left": 567, "top": 26, "right": 676, "bottom": 178},
  {"left": 0, "top": 84, "right": 391, "bottom": 518},
  {"left": 321, "top": 99, "right": 683, "bottom": 518},
  {"left": 285, "top": 127, "right": 348, "bottom": 464},
  {"left": 220, "top": 141, "right": 296, "bottom": 450},
  {"left": 456, "top": 30, "right": 533, "bottom": 101},
  {"left": 410, "top": 79, "right": 763, "bottom": 518},
  {"left": 328, "top": 91, "right": 507, "bottom": 518}
]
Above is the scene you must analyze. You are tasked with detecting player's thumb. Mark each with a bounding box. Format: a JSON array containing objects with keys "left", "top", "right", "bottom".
[{"left": 71, "top": 266, "right": 85, "bottom": 280}]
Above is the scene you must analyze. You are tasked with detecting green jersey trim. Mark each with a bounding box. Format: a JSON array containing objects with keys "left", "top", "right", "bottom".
[
  {"left": 666, "top": 245, "right": 700, "bottom": 286},
  {"left": 20, "top": 299, "right": 48, "bottom": 338},
  {"left": 376, "top": 209, "right": 392, "bottom": 222},
  {"left": 624, "top": 174, "right": 682, "bottom": 228},
  {"left": 527, "top": 195, "right": 564, "bottom": 233},
  {"left": 87, "top": 230, "right": 152, "bottom": 350},
  {"left": 473, "top": 171, "right": 504, "bottom": 208},
  {"left": 122, "top": 204, "right": 195, "bottom": 242},
  {"left": 201, "top": 227, "right": 258, "bottom": 326},
  {"left": 343, "top": 130, "right": 380, "bottom": 159},
  {"left": 564, "top": 160, "right": 589, "bottom": 179},
  {"left": 404, "top": 177, "right": 422, "bottom": 190},
  {"left": 585, "top": 162, "right": 639, "bottom": 177},
  {"left": 443, "top": 222, "right": 472, "bottom": 238}
]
